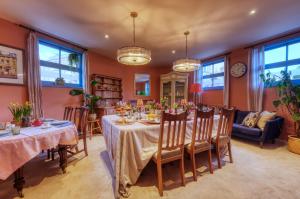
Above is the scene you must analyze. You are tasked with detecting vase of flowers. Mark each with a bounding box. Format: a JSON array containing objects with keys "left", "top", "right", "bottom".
[
  {"left": 8, "top": 103, "right": 23, "bottom": 127},
  {"left": 22, "top": 101, "right": 32, "bottom": 127}
]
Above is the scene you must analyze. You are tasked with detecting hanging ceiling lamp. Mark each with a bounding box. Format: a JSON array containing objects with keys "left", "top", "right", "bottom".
[
  {"left": 117, "top": 12, "right": 151, "bottom": 65},
  {"left": 173, "top": 31, "right": 201, "bottom": 72}
]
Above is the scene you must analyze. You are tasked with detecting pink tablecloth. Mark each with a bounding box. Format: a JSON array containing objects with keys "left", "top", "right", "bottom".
[{"left": 0, "top": 124, "right": 78, "bottom": 180}]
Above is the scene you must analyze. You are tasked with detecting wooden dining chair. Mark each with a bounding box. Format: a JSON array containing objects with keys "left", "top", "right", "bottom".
[
  {"left": 185, "top": 108, "right": 215, "bottom": 181},
  {"left": 63, "top": 106, "right": 74, "bottom": 121},
  {"left": 212, "top": 107, "right": 235, "bottom": 169},
  {"left": 67, "top": 106, "right": 89, "bottom": 156},
  {"left": 48, "top": 106, "right": 89, "bottom": 160},
  {"left": 152, "top": 111, "right": 188, "bottom": 196}
]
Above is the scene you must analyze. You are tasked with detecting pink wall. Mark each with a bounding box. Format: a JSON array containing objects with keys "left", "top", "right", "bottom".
[{"left": 0, "top": 18, "right": 170, "bottom": 121}]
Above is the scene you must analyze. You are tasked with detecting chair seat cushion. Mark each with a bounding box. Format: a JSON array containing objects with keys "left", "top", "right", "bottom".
[
  {"left": 232, "top": 124, "right": 262, "bottom": 137},
  {"left": 212, "top": 135, "right": 230, "bottom": 144},
  {"left": 185, "top": 141, "right": 210, "bottom": 153},
  {"left": 153, "top": 148, "right": 181, "bottom": 161}
]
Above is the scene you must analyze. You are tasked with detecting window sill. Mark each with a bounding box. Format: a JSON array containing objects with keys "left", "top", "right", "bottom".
[
  {"left": 42, "top": 82, "right": 83, "bottom": 89},
  {"left": 203, "top": 86, "right": 224, "bottom": 91}
]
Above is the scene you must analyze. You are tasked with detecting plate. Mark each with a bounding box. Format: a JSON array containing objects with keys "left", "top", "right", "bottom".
[
  {"left": 141, "top": 119, "right": 160, "bottom": 124},
  {"left": 0, "top": 130, "right": 11, "bottom": 137},
  {"left": 41, "top": 125, "right": 52, "bottom": 129}
]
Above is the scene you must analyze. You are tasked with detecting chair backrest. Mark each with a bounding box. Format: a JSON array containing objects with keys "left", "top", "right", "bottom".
[
  {"left": 216, "top": 107, "right": 235, "bottom": 139},
  {"left": 63, "top": 106, "right": 74, "bottom": 121},
  {"left": 73, "top": 106, "right": 89, "bottom": 135},
  {"left": 157, "top": 111, "right": 188, "bottom": 157},
  {"left": 191, "top": 108, "right": 215, "bottom": 147}
]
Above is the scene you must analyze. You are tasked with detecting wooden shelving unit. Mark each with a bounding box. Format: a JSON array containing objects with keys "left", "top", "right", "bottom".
[{"left": 91, "top": 74, "right": 123, "bottom": 107}]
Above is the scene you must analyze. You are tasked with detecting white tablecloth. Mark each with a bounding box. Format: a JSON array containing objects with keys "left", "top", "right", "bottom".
[
  {"left": 0, "top": 124, "right": 78, "bottom": 180},
  {"left": 102, "top": 115, "right": 219, "bottom": 197}
]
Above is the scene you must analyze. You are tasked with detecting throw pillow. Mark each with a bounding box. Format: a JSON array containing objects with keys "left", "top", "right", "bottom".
[
  {"left": 242, "top": 112, "right": 260, "bottom": 128},
  {"left": 257, "top": 111, "right": 276, "bottom": 130}
]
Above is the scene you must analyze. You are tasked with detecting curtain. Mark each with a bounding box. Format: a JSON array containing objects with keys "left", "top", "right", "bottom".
[
  {"left": 27, "top": 32, "right": 43, "bottom": 119},
  {"left": 83, "top": 51, "right": 90, "bottom": 94},
  {"left": 223, "top": 55, "right": 230, "bottom": 107},
  {"left": 247, "top": 46, "right": 265, "bottom": 112},
  {"left": 194, "top": 68, "right": 203, "bottom": 103}
]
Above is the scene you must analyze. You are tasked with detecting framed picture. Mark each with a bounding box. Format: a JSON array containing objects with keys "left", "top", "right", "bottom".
[{"left": 0, "top": 44, "right": 24, "bottom": 85}]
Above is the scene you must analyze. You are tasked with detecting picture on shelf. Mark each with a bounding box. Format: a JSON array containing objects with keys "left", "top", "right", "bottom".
[{"left": 0, "top": 44, "right": 24, "bottom": 84}]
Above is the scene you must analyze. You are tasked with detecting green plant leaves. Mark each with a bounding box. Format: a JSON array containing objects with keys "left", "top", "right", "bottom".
[{"left": 69, "top": 89, "right": 84, "bottom": 96}]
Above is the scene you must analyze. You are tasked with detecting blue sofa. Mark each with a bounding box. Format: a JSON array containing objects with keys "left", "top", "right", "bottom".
[{"left": 231, "top": 110, "right": 284, "bottom": 147}]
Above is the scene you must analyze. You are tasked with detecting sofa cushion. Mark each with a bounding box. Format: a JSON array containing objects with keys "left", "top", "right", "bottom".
[
  {"left": 257, "top": 111, "right": 276, "bottom": 130},
  {"left": 232, "top": 124, "right": 262, "bottom": 137},
  {"left": 242, "top": 112, "right": 260, "bottom": 128},
  {"left": 235, "top": 110, "right": 250, "bottom": 124}
]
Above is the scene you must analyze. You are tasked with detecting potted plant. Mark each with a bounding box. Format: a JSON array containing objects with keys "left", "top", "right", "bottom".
[
  {"left": 261, "top": 70, "right": 300, "bottom": 154},
  {"left": 55, "top": 77, "right": 65, "bottom": 86},
  {"left": 22, "top": 101, "right": 32, "bottom": 127},
  {"left": 68, "top": 53, "right": 79, "bottom": 66},
  {"left": 8, "top": 103, "right": 23, "bottom": 135},
  {"left": 69, "top": 81, "right": 101, "bottom": 121}
]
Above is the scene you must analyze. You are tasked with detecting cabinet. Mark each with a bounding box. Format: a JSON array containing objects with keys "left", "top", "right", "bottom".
[{"left": 160, "top": 72, "right": 189, "bottom": 106}]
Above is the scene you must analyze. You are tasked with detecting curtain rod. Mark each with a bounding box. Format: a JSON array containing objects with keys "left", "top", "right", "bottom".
[
  {"left": 244, "top": 27, "right": 300, "bottom": 49},
  {"left": 19, "top": 24, "right": 88, "bottom": 51},
  {"left": 201, "top": 51, "right": 231, "bottom": 63}
]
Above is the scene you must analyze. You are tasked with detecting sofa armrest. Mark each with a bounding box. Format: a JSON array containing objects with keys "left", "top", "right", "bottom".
[{"left": 261, "top": 117, "right": 284, "bottom": 142}]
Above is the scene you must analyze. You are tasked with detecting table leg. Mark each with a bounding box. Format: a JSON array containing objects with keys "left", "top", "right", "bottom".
[
  {"left": 58, "top": 145, "right": 67, "bottom": 173},
  {"left": 14, "top": 167, "right": 25, "bottom": 198}
]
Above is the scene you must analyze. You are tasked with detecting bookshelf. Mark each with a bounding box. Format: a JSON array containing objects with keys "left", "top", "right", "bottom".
[{"left": 91, "top": 74, "right": 123, "bottom": 107}]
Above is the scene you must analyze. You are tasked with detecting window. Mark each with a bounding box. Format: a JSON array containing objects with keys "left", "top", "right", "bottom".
[
  {"left": 197, "top": 59, "right": 225, "bottom": 89},
  {"left": 264, "top": 37, "right": 300, "bottom": 82},
  {"left": 39, "top": 40, "right": 83, "bottom": 88}
]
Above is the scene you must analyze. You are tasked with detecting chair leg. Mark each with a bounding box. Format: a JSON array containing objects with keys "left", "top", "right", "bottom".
[
  {"left": 179, "top": 156, "right": 185, "bottom": 186},
  {"left": 207, "top": 149, "right": 213, "bottom": 174},
  {"left": 47, "top": 149, "right": 50, "bottom": 159},
  {"left": 216, "top": 144, "right": 222, "bottom": 169},
  {"left": 51, "top": 148, "right": 55, "bottom": 161},
  {"left": 190, "top": 153, "right": 197, "bottom": 181},
  {"left": 228, "top": 141, "right": 233, "bottom": 163},
  {"left": 156, "top": 162, "right": 163, "bottom": 196},
  {"left": 83, "top": 136, "right": 88, "bottom": 156}
]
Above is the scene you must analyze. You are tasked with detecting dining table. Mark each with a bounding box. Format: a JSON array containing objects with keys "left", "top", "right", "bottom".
[
  {"left": 102, "top": 114, "right": 220, "bottom": 198},
  {"left": 0, "top": 120, "right": 78, "bottom": 198}
]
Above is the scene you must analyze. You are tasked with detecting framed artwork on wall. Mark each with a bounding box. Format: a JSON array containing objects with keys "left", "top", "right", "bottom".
[{"left": 0, "top": 44, "right": 24, "bottom": 85}]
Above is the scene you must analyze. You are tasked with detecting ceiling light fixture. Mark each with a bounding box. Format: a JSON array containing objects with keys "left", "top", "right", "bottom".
[
  {"left": 173, "top": 31, "right": 200, "bottom": 73},
  {"left": 104, "top": 34, "right": 109, "bottom": 39},
  {"left": 172, "top": 50, "right": 176, "bottom": 54},
  {"left": 249, "top": 9, "right": 256, "bottom": 15},
  {"left": 117, "top": 12, "right": 151, "bottom": 66}
]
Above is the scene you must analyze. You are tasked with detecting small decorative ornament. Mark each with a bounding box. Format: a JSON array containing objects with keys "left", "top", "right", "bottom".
[{"left": 230, "top": 62, "right": 247, "bottom": 78}]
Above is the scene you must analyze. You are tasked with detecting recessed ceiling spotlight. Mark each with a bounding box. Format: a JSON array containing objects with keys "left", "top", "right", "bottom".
[
  {"left": 172, "top": 50, "right": 176, "bottom": 54},
  {"left": 249, "top": 9, "right": 256, "bottom": 15},
  {"left": 104, "top": 34, "right": 109, "bottom": 39}
]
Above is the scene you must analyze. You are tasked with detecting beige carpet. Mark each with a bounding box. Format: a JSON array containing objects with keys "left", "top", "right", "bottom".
[{"left": 1, "top": 135, "right": 300, "bottom": 199}]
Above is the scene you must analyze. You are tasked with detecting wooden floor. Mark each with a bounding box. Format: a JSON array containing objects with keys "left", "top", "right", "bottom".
[{"left": 1, "top": 135, "right": 300, "bottom": 199}]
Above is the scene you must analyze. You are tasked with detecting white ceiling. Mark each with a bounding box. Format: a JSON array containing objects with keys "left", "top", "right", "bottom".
[{"left": 0, "top": 0, "right": 300, "bottom": 66}]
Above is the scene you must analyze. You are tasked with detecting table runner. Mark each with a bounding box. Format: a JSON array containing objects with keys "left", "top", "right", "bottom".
[
  {"left": 102, "top": 115, "right": 219, "bottom": 197},
  {"left": 0, "top": 124, "right": 77, "bottom": 180}
]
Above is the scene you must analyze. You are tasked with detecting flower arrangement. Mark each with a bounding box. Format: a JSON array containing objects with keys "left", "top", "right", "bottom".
[
  {"left": 8, "top": 103, "right": 23, "bottom": 125},
  {"left": 22, "top": 101, "right": 33, "bottom": 117},
  {"left": 160, "top": 97, "right": 169, "bottom": 110}
]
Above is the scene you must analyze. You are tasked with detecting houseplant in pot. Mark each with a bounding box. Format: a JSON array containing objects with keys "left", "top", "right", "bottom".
[
  {"left": 261, "top": 70, "right": 300, "bottom": 154},
  {"left": 22, "top": 101, "right": 32, "bottom": 127},
  {"left": 8, "top": 103, "right": 23, "bottom": 135},
  {"left": 69, "top": 81, "right": 101, "bottom": 121}
]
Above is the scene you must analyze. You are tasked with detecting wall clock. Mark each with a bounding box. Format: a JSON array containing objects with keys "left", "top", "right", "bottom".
[{"left": 230, "top": 62, "right": 247, "bottom": 78}]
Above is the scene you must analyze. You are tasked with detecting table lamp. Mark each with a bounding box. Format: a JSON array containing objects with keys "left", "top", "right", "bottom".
[{"left": 190, "top": 83, "right": 202, "bottom": 104}]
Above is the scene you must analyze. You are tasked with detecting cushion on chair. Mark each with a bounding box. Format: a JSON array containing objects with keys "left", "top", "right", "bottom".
[
  {"left": 185, "top": 140, "right": 210, "bottom": 153},
  {"left": 212, "top": 135, "right": 230, "bottom": 144},
  {"left": 257, "top": 111, "right": 276, "bottom": 130},
  {"left": 242, "top": 112, "right": 260, "bottom": 128},
  {"left": 153, "top": 148, "right": 181, "bottom": 161},
  {"left": 232, "top": 124, "right": 262, "bottom": 137}
]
